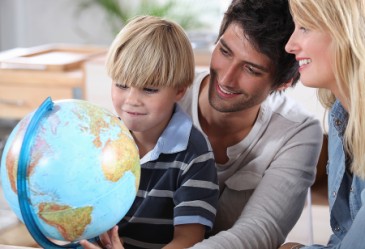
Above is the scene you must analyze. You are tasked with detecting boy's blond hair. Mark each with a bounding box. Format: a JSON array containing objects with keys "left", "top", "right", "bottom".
[{"left": 106, "top": 15, "right": 195, "bottom": 89}]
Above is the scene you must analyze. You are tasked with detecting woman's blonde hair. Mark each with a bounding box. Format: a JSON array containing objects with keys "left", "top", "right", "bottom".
[
  {"left": 106, "top": 15, "right": 195, "bottom": 89},
  {"left": 289, "top": 0, "right": 365, "bottom": 178}
]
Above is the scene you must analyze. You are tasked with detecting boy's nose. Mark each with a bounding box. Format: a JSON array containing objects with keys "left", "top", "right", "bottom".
[{"left": 125, "top": 88, "right": 142, "bottom": 105}]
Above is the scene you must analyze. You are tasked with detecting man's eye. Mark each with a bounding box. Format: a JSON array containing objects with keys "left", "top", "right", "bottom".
[
  {"left": 245, "top": 65, "right": 261, "bottom": 76},
  {"left": 143, "top": 87, "right": 159, "bottom": 94},
  {"left": 219, "top": 47, "right": 229, "bottom": 56},
  {"left": 115, "top": 84, "right": 128, "bottom": 89}
]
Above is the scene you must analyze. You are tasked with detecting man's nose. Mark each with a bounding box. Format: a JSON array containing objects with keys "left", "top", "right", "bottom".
[{"left": 220, "top": 63, "right": 238, "bottom": 86}]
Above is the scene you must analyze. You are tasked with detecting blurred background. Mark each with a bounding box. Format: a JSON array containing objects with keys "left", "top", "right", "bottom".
[{"left": 0, "top": 0, "right": 230, "bottom": 52}]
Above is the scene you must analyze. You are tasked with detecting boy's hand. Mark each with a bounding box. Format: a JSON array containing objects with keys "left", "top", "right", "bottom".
[{"left": 80, "top": 226, "right": 124, "bottom": 249}]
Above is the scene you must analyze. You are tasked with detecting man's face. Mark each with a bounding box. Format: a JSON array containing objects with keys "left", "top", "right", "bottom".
[{"left": 209, "top": 23, "right": 275, "bottom": 113}]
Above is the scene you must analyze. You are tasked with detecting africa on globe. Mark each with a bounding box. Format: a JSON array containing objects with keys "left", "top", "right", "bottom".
[{"left": 0, "top": 97, "right": 140, "bottom": 248}]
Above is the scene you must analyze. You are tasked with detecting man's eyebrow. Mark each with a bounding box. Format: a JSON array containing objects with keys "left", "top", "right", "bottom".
[
  {"left": 220, "top": 38, "right": 233, "bottom": 54},
  {"left": 219, "top": 38, "right": 270, "bottom": 73}
]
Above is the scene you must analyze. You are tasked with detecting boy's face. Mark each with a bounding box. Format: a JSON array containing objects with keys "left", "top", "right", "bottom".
[
  {"left": 111, "top": 83, "right": 186, "bottom": 136},
  {"left": 208, "top": 23, "right": 276, "bottom": 113}
]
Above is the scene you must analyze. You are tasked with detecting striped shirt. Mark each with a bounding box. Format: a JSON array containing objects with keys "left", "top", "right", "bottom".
[{"left": 118, "top": 104, "right": 219, "bottom": 249}]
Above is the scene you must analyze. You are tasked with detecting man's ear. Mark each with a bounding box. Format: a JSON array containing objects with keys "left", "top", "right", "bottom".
[{"left": 276, "top": 78, "right": 293, "bottom": 91}]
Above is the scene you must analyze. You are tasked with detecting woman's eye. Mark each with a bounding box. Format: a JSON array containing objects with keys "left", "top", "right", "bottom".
[
  {"left": 143, "top": 87, "right": 159, "bottom": 94},
  {"left": 299, "top": 27, "right": 309, "bottom": 33}
]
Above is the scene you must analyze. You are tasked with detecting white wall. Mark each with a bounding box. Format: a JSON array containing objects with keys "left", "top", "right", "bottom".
[
  {"left": 286, "top": 83, "right": 327, "bottom": 131},
  {"left": 0, "top": 0, "right": 116, "bottom": 51},
  {"left": 0, "top": 0, "right": 229, "bottom": 51}
]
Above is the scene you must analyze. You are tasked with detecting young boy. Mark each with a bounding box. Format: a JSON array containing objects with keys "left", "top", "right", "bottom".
[{"left": 82, "top": 15, "right": 219, "bottom": 249}]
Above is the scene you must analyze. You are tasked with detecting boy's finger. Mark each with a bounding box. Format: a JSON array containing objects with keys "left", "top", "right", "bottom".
[{"left": 79, "top": 239, "right": 99, "bottom": 249}]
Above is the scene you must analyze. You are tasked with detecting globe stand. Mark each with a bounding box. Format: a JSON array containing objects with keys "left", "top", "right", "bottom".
[{"left": 17, "top": 97, "right": 98, "bottom": 249}]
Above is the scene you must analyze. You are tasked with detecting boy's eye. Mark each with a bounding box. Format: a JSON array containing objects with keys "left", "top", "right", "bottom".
[
  {"left": 115, "top": 83, "right": 128, "bottom": 89},
  {"left": 143, "top": 87, "right": 159, "bottom": 94}
]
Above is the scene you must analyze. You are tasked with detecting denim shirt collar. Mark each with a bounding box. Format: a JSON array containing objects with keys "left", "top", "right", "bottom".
[{"left": 330, "top": 99, "right": 349, "bottom": 138}]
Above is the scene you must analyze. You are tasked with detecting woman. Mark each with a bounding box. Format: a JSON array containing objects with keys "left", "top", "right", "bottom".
[{"left": 281, "top": 0, "right": 365, "bottom": 248}]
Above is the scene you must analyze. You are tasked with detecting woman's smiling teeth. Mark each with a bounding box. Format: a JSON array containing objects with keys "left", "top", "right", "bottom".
[{"left": 299, "top": 59, "right": 312, "bottom": 67}]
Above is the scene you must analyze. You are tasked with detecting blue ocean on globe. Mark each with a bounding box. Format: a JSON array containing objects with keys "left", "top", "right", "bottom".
[{"left": 0, "top": 98, "right": 140, "bottom": 248}]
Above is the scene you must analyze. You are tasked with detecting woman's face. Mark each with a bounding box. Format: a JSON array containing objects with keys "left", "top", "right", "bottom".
[{"left": 285, "top": 22, "right": 336, "bottom": 92}]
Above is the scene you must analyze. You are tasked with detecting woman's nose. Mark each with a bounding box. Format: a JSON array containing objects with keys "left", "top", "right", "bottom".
[{"left": 285, "top": 34, "right": 298, "bottom": 54}]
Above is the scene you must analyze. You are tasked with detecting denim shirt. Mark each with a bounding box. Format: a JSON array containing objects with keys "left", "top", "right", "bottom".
[{"left": 304, "top": 100, "right": 365, "bottom": 248}]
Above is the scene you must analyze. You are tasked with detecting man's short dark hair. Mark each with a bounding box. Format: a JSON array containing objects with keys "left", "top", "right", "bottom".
[{"left": 218, "top": 0, "right": 299, "bottom": 89}]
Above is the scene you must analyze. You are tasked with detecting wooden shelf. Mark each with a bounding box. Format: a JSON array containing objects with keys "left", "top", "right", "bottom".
[
  {"left": 0, "top": 44, "right": 107, "bottom": 120},
  {"left": 0, "top": 44, "right": 106, "bottom": 72}
]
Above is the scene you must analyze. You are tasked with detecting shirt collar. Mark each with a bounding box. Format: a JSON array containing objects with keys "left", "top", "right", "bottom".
[
  {"left": 140, "top": 104, "right": 192, "bottom": 163},
  {"left": 331, "top": 99, "right": 348, "bottom": 137}
]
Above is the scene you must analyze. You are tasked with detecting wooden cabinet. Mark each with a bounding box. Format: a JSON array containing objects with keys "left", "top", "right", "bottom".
[
  {"left": 0, "top": 44, "right": 106, "bottom": 120},
  {"left": 0, "top": 69, "right": 83, "bottom": 119}
]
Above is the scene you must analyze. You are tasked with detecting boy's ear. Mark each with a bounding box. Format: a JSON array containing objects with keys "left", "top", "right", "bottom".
[
  {"left": 276, "top": 78, "right": 293, "bottom": 91},
  {"left": 175, "top": 86, "right": 187, "bottom": 101}
]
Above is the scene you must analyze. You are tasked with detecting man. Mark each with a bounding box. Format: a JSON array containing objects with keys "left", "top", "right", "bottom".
[{"left": 179, "top": 0, "right": 323, "bottom": 248}]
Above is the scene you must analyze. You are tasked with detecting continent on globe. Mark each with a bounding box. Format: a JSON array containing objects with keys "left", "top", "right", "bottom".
[
  {"left": 38, "top": 202, "right": 92, "bottom": 242},
  {"left": 101, "top": 137, "right": 140, "bottom": 185}
]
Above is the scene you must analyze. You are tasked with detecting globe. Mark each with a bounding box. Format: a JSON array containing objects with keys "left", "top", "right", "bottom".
[{"left": 0, "top": 97, "right": 140, "bottom": 248}]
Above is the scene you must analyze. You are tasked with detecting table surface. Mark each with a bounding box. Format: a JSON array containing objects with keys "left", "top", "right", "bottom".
[{"left": 0, "top": 245, "right": 40, "bottom": 249}]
